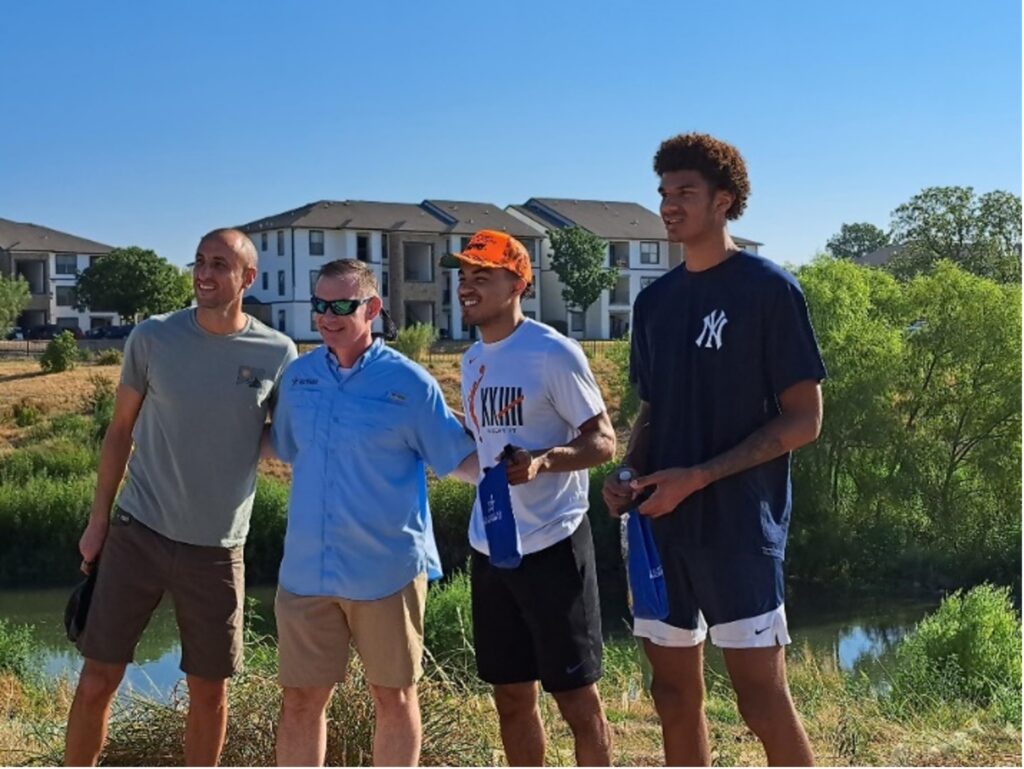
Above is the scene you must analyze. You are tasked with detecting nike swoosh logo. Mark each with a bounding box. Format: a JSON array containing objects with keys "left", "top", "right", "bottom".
[
  {"left": 565, "top": 661, "right": 585, "bottom": 675},
  {"left": 754, "top": 626, "right": 770, "bottom": 635}
]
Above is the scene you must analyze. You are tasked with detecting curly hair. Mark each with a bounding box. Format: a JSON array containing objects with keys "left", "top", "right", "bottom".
[{"left": 653, "top": 133, "right": 750, "bottom": 220}]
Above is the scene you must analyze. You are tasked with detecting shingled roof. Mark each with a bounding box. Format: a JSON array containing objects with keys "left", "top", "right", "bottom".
[{"left": 0, "top": 217, "right": 114, "bottom": 254}]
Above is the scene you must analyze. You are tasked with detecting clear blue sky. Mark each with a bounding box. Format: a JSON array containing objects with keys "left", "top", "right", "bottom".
[{"left": 2, "top": 0, "right": 1020, "bottom": 267}]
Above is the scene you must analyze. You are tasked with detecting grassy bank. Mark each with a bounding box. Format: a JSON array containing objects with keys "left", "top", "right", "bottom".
[{"left": 1, "top": 585, "right": 1021, "bottom": 766}]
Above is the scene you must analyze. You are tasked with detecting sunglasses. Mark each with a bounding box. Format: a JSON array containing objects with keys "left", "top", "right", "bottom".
[{"left": 311, "top": 295, "right": 371, "bottom": 316}]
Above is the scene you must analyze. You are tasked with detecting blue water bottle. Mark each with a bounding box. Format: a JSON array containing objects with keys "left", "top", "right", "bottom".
[{"left": 478, "top": 448, "right": 522, "bottom": 569}]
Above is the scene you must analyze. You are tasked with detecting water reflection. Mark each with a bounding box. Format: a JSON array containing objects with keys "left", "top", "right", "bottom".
[{"left": 0, "top": 587, "right": 938, "bottom": 703}]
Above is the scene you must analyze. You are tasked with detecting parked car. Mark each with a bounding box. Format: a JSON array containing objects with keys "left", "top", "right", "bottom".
[
  {"left": 4, "top": 327, "right": 24, "bottom": 341},
  {"left": 103, "top": 324, "right": 135, "bottom": 339},
  {"left": 26, "top": 324, "right": 84, "bottom": 340},
  {"left": 84, "top": 326, "right": 113, "bottom": 339}
]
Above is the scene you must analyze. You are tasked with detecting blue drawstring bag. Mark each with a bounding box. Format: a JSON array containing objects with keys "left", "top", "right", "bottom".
[
  {"left": 626, "top": 511, "right": 669, "bottom": 620},
  {"left": 478, "top": 459, "right": 522, "bottom": 569}
]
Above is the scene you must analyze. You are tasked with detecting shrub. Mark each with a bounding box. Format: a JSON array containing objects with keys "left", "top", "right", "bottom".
[
  {"left": 0, "top": 474, "right": 95, "bottom": 586},
  {"left": 29, "top": 413, "right": 95, "bottom": 445},
  {"left": 0, "top": 618, "right": 36, "bottom": 680},
  {"left": 890, "top": 584, "right": 1022, "bottom": 718},
  {"left": 95, "top": 347, "right": 123, "bottom": 366},
  {"left": 243, "top": 477, "right": 290, "bottom": 584},
  {"left": 86, "top": 374, "right": 116, "bottom": 440},
  {"left": 39, "top": 330, "right": 79, "bottom": 373},
  {"left": 0, "top": 440, "right": 97, "bottom": 484},
  {"left": 428, "top": 477, "right": 475, "bottom": 575},
  {"left": 393, "top": 323, "right": 438, "bottom": 362},
  {"left": 11, "top": 399, "right": 42, "bottom": 427},
  {"left": 423, "top": 569, "right": 477, "bottom": 681}
]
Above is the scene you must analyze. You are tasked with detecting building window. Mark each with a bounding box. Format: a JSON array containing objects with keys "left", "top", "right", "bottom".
[
  {"left": 640, "top": 275, "right": 658, "bottom": 290},
  {"left": 569, "top": 311, "right": 584, "bottom": 333},
  {"left": 524, "top": 282, "right": 537, "bottom": 300},
  {"left": 403, "top": 243, "right": 434, "bottom": 282},
  {"left": 277, "top": 230, "right": 285, "bottom": 256},
  {"left": 309, "top": 270, "right": 319, "bottom": 295},
  {"left": 56, "top": 285, "right": 76, "bottom": 307},
  {"left": 309, "top": 230, "right": 324, "bottom": 256},
  {"left": 261, "top": 232, "right": 268, "bottom": 252},
  {"left": 610, "top": 242, "right": 630, "bottom": 268},
  {"left": 382, "top": 270, "right": 389, "bottom": 298},
  {"left": 56, "top": 316, "right": 80, "bottom": 329},
  {"left": 381, "top": 233, "right": 389, "bottom": 261},
  {"left": 55, "top": 253, "right": 78, "bottom": 275},
  {"left": 278, "top": 270, "right": 286, "bottom": 296},
  {"left": 520, "top": 238, "right": 539, "bottom": 265},
  {"left": 277, "top": 309, "right": 286, "bottom": 333},
  {"left": 310, "top": 310, "right": 318, "bottom": 332},
  {"left": 357, "top": 234, "right": 370, "bottom": 262},
  {"left": 262, "top": 272, "right": 269, "bottom": 291},
  {"left": 460, "top": 236, "right": 472, "bottom": 251},
  {"left": 640, "top": 241, "right": 660, "bottom": 265}
]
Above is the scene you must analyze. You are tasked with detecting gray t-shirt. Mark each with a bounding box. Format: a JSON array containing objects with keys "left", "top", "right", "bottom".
[{"left": 116, "top": 309, "right": 297, "bottom": 547}]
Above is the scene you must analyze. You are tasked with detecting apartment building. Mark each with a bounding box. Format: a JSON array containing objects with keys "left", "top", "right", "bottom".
[{"left": 0, "top": 217, "right": 118, "bottom": 331}]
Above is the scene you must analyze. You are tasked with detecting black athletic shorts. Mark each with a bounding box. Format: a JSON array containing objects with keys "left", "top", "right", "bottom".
[{"left": 470, "top": 514, "right": 603, "bottom": 693}]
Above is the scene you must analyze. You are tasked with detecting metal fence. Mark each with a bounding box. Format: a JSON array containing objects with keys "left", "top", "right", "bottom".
[{"left": 0, "top": 339, "right": 126, "bottom": 359}]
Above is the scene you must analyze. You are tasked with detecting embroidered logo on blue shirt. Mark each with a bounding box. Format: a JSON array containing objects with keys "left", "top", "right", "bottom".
[{"left": 292, "top": 377, "right": 319, "bottom": 386}]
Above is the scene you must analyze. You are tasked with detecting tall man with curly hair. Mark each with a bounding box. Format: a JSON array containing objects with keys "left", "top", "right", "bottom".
[{"left": 603, "top": 133, "right": 826, "bottom": 766}]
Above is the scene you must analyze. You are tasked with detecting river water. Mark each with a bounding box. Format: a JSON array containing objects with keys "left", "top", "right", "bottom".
[{"left": 0, "top": 585, "right": 937, "bottom": 702}]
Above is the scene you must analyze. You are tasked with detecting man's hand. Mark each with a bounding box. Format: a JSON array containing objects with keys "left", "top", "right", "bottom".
[
  {"left": 602, "top": 468, "right": 636, "bottom": 518},
  {"left": 503, "top": 446, "right": 548, "bottom": 486},
  {"left": 632, "top": 467, "right": 710, "bottom": 518},
  {"left": 79, "top": 517, "right": 109, "bottom": 574}
]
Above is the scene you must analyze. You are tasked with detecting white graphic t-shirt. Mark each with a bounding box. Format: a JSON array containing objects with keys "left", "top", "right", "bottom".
[{"left": 461, "top": 319, "right": 607, "bottom": 555}]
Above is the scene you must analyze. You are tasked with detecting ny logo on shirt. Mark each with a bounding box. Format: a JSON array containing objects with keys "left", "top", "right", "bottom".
[{"left": 695, "top": 310, "right": 729, "bottom": 350}]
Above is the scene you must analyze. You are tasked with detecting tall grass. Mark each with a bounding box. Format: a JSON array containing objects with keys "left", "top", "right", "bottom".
[{"left": 392, "top": 323, "right": 438, "bottom": 362}]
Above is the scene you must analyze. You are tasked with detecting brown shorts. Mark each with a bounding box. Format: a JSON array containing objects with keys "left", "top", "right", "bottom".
[
  {"left": 276, "top": 573, "right": 426, "bottom": 690},
  {"left": 77, "top": 508, "right": 245, "bottom": 680}
]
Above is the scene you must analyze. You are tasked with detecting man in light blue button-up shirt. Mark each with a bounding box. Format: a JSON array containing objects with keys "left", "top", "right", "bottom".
[{"left": 269, "top": 260, "right": 477, "bottom": 767}]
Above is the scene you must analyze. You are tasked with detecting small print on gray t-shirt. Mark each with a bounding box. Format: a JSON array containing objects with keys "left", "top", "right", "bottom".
[{"left": 115, "top": 309, "right": 297, "bottom": 547}]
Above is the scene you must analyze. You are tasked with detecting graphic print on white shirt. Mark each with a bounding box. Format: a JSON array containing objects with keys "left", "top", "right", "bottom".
[{"left": 461, "top": 320, "right": 606, "bottom": 555}]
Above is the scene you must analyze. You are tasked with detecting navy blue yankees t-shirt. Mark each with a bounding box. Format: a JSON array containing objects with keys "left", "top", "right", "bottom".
[{"left": 629, "top": 251, "right": 826, "bottom": 558}]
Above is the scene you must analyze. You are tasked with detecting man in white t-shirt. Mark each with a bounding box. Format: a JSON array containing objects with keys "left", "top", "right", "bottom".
[{"left": 440, "top": 230, "right": 617, "bottom": 767}]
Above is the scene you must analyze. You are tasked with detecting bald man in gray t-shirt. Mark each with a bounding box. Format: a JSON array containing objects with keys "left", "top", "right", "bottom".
[{"left": 65, "top": 229, "right": 296, "bottom": 767}]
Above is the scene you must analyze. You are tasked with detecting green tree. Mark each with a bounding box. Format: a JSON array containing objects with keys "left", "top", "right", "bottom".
[
  {"left": 826, "top": 222, "right": 890, "bottom": 260},
  {"left": 887, "top": 187, "right": 1022, "bottom": 282},
  {"left": 74, "top": 247, "right": 193, "bottom": 323},
  {"left": 548, "top": 227, "right": 619, "bottom": 320},
  {"left": 0, "top": 275, "right": 30, "bottom": 335}
]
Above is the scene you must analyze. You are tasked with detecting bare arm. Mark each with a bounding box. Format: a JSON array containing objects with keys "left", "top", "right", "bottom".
[
  {"left": 506, "top": 411, "right": 616, "bottom": 486},
  {"left": 448, "top": 451, "right": 480, "bottom": 484},
  {"left": 633, "top": 380, "right": 823, "bottom": 517},
  {"left": 602, "top": 399, "right": 651, "bottom": 517},
  {"left": 79, "top": 384, "right": 145, "bottom": 571}
]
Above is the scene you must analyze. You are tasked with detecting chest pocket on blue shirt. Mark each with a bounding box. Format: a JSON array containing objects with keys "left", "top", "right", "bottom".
[
  {"left": 288, "top": 389, "right": 323, "bottom": 448},
  {"left": 333, "top": 397, "right": 408, "bottom": 447}
]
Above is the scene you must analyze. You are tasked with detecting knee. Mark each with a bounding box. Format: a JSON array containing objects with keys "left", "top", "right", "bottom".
[
  {"left": 76, "top": 661, "right": 124, "bottom": 705},
  {"left": 281, "top": 687, "right": 332, "bottom": 720},
  {"left": 493, "top": 684, "right": 538, "bottom": 722},
  {"left": 370, "top": 685, "right": 418, "bottom": 720},
  {"left": 651, "top": 675, "right": 704, "bottom": 721},
  {"left": 553, "top": 687, "right": 606, "bottom": 735},
  {"left": 734, "top": 683, "right": 787, "bottom": 736},
  {"left": 186, "top": 675, "right": 228, "bottom": 711}
]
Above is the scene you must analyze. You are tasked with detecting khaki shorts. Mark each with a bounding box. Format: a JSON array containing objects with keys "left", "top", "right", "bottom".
[
  {"left": 78, "top": 508, "right": 245, "bottom": 680},
  {"left": 276, "top": 573, "right": 426, "bottom": 689}
]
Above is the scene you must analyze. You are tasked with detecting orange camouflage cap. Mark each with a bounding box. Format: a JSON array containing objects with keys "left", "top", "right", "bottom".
[{"left": 439, "top": 229, "right": 533, "bottom": 284}]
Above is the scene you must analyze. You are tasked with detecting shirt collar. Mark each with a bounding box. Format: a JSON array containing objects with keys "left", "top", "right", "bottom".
[{"left": 323, "top": 337, "right": 385, "bottom": 376}]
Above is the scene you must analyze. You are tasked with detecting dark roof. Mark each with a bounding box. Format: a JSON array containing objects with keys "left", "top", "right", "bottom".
[
  {"left": 854, "top": 244, "right": 901, "bottom": 267},
  {"left": 0, "top": 217, "right": 114, "bottom": 254},
  {"left": 520, "top": 198, "right": 668, "bottom": 240},
  {"left": 420, "top": 200, "right": 541, "bottom": 238},
  {"left": 239, "top": 200, "right": 450, "bottom": 234}
]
